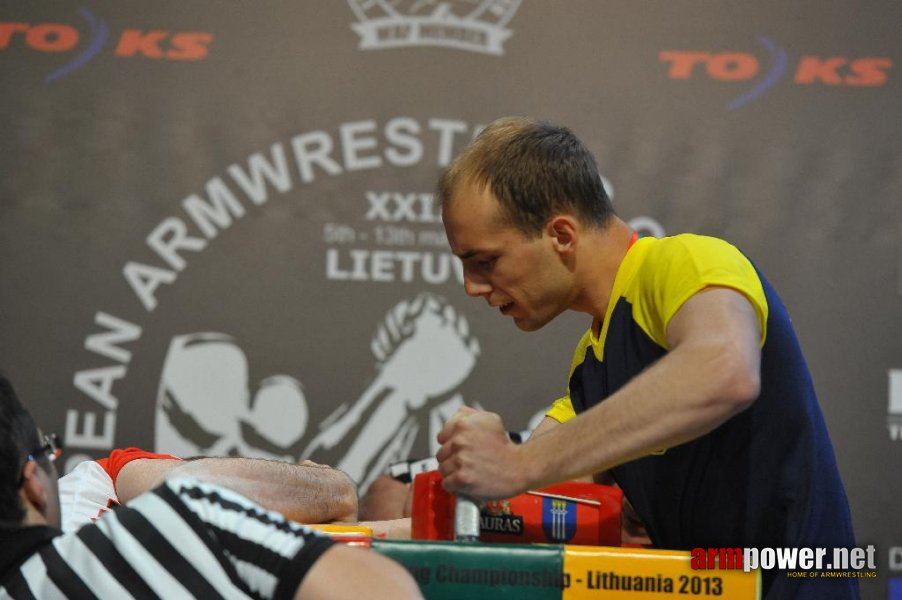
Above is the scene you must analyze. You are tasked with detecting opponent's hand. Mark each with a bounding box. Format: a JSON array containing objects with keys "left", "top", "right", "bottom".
[{"left": 436, "top": 408, "right": 529, "bottom": 500}]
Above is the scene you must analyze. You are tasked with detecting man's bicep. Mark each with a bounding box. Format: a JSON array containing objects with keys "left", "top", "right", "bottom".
[{"left": 666, "top": 286, "right": 762, "bottom": 355}]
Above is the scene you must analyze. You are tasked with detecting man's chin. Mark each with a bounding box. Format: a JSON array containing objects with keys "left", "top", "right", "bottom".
[
  {"left": 512, "top": 315, "right": 548, "bottom": 332},
  {"left": 511, "top": 305, "right": 566, "bottom": 332}
]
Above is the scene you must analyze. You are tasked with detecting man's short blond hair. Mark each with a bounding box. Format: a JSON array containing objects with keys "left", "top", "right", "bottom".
[{"left": 438, "top": 116, "right": 614, "bottom": 236}]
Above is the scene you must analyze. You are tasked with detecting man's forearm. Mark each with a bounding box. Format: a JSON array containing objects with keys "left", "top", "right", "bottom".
[
  {"left": 159, "top": 458, "right": 359, "bottom": 523},
  {"left": 524, "top": 339, "right": 757, "bottom": 491}
]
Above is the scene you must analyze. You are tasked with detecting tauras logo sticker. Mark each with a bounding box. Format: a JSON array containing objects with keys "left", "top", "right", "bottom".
[
  {"left": 154, "top": 293, "right": 480, "bottom": 491},
  {"left": 347, "top": 0, "right": 521, "bottom": 55},
  {"left": 481, "top": 500, "right": 524, "bottom": 535}
]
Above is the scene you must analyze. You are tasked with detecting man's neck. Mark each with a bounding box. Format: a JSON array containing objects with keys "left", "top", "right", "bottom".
[
  {"left": 21, "top": 500, "right": 49, "bottom": 528},
  {"left": 570, "top": 217, "right": 635, "bottom": 321}
]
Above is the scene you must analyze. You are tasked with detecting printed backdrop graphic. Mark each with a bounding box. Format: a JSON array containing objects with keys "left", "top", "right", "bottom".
[
  {"left": 1, "top": 2, "right": 900, "bottom": 598},
  {"left": 155, "top": 293, "right": 481, "bottom": 491}
]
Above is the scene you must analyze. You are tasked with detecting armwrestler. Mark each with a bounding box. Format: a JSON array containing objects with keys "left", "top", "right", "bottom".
[
  {"left": 60, "top": 448, "right": 411, "bottom": 539},
  {"left": 435, "top": 117, "right": 857, "bottom": 600}
]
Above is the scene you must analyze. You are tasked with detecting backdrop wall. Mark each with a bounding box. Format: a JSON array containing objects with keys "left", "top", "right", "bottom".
[{"left": 1, "top": 2, "right": 899, "bottom": 597}]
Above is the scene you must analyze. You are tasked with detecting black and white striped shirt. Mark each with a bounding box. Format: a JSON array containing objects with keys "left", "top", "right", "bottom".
[{"left": 0, "top": 478, "right": 334, "bottom": 599}]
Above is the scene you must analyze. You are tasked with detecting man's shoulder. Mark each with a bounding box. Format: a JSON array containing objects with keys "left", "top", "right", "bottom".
[
  {"left": 633, "top": 233, "right": 756, "bottom": 285},
  {"left": 641, "top": 233, "right": 742, "bottom": 261}
]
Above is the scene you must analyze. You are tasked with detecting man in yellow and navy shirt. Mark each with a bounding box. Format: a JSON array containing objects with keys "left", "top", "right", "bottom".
[{"left": 436, "top": 116, "right": 857, "bottom": 599}]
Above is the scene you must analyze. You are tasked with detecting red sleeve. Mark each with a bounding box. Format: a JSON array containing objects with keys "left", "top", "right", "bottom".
[{"left": 96, "top": 447, "right": 182, "bottom": 484}]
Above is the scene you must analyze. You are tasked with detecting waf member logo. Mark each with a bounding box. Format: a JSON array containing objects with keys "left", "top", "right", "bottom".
[
  {"left": 542, "top": 497, "right": 577, "bottom": 543},
  {"left": 347, "top": 0, "right": 521, "bottom": 55},
  {"left": 889, "top": 370, "right": 902, "bottom": 441},
  {"left": 660, "top": 37, "right": 892, "bottom": 110},
  {"left": 0, "top": 8, "right": 213, "bottom": 83},
  {"left": 480, "top": 500, "right": 524, "bottom": 535}
]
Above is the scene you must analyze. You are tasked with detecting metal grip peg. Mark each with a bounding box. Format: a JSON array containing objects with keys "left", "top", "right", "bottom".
[{"left": 454, "top": 495, "right": 481, "bottom": 542}]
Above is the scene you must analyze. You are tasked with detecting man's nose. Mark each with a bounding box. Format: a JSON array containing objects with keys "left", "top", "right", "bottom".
[{"left": 464, "top": 274, "right": 492, "bottom": 298}]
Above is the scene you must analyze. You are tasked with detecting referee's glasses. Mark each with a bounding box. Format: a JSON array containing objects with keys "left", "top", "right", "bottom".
[{"left": 18, "top": 433, "right": 63, "bottom": 485}]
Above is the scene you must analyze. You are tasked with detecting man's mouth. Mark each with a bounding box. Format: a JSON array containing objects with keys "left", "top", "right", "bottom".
[{"left": 499, "top": 302, "right": 514, "bottom": 314}]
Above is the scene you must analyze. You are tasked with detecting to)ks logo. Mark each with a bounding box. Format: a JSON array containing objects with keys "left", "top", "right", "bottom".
[
  {"left": 347, "top": 0, "right": 521, "bottom": 55},
  {"left": 0, "top": 8, "right": 213, "bottom": 83},
  {"left": 660, "top": 37, "right": 892, "bottom": 110}
]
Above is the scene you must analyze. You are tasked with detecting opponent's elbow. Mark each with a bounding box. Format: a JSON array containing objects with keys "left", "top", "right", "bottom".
[
  {"left": 332, "top": 498, "right": 358, "bottom": 523},
  {"left": 331, "top": 473, "right": 360, "bottom": 521}
]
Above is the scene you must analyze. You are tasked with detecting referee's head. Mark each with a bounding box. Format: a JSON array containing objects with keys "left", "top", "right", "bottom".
[{"left": 1, "top": 374, "right": 61, "bottom": 529}]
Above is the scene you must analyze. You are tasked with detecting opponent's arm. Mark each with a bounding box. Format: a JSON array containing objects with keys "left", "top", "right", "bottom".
[
  {"left": 117, "top": 457, "right": 358, "bottom": 523},
  {"left": 437, "top": 286, "right": 761, "bottom": 499},
  {"left": 358, "top": 518, "right": 412, "bottom": 539},
  {"left": 358, "top": 474, "right": 412, "bottom": 521}
]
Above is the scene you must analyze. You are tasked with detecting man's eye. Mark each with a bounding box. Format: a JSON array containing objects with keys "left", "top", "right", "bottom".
[{"left": 478, "top": 258, "right": 496, "bottom": 268}]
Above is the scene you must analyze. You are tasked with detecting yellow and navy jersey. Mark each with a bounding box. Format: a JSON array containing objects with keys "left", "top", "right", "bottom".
[
  {"left": 548, "top": 234, "right": 767, "bottom": 423},
  {"left": 545, "top": 234, "right": 855, "bottom": 598}
]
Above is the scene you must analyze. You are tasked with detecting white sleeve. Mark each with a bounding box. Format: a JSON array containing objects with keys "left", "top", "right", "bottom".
[{"left": 58, "top": 460, "right": 119, "bottom": 533}]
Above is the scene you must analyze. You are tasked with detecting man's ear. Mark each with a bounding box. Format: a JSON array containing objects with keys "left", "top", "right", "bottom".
[
  {"left": 546, "top": 215, "right": 578, "bottom": 254},
  {"left": 20, "top": 460, "right": 48, "bottom": 513}
]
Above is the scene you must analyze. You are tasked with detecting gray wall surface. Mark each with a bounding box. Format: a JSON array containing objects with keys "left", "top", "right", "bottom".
[{"left": 1, "top": 2, "right": 899, "bottom": 597}]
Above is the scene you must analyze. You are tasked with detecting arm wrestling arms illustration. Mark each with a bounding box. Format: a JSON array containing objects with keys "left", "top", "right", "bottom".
[{"left": 302, "top": 293, "right": 480, "bottom": 491}]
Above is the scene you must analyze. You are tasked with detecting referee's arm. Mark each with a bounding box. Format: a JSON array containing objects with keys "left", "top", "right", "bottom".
[{"left": 296, "top": 544, "right": 423, "bottom": 599}]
